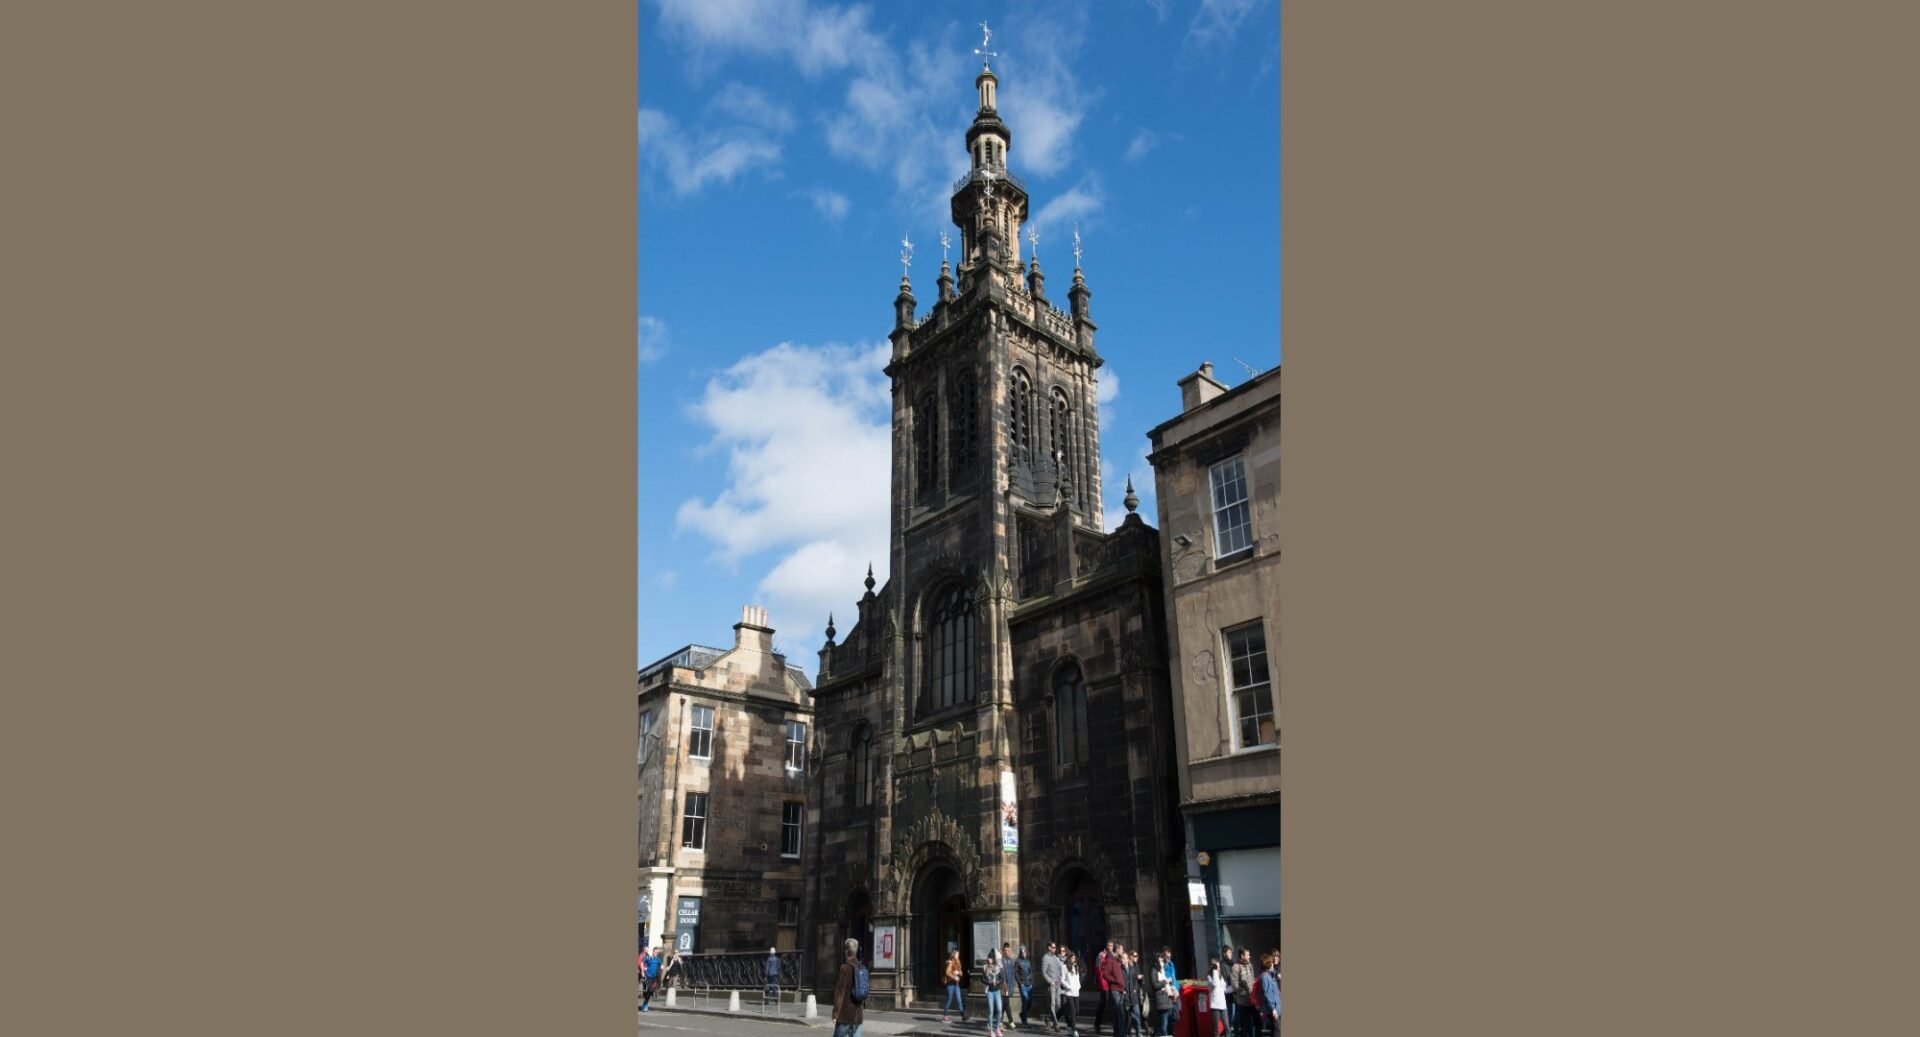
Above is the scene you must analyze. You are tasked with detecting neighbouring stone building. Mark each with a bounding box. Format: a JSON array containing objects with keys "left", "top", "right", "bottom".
[
  {"left": 802, "top": 57, "right": 1186, "bottom": 1007},
  {"left": 1147, "top": 362, "right": 1281, "bottom": 965},
  {"left": 638, "top": 606, "right": 814, "bottom": 956}
]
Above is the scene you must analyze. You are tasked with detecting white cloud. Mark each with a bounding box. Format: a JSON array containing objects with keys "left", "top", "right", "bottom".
[
  {"left": 675, "top": 341, "right": 894, "bottom": 636},
  {"left": 638, "top": 315, "right": 671, "bottom": 363},
  {"left": 655, "top": 1, "right": 1097, "bottom": 221},
  {"left": 1144, "top": 0, "right": 1172, "bottom": 20},
  {"left": 802, "top": 187, "right": 851, "bottom": 222},
  {"left": 1026, "top": 176, "right": 1104, "bottom": 247},
  {"left": 639, "top": 107, "right": 783, "bottom": 196},
  {"left": 1124, "top": 128, "right": 1181, "bottom": 163},
  {"left": 707, "top": 82, "right": 796, "bottom": 132},
  {"left": 995, "top": 5, "right": 1097, "bottom": 178},
  {"left": 655, "top": 570, "right": 680, "bottom": 590},
  {"left": 1187, "top": 0, "right": 1268, "bottom": 49}
]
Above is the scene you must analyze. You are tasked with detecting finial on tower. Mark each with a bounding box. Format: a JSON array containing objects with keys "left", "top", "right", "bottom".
[
  {"left": 864, "top": 562, "right": 876, "bottom": 593},
  {"left": 975, "top": 20, "right": 998, "bottom": 70},
  {"left": 1072, "top": 223, "right": 1083, "bottom": 270},
  {"left": 1123, "top": 475, "right": 1140, "bottom": 514},
  {"left": 1027, "top": 226, "right": 1039, "bottom": 256},
  {"left": 940, "top": 230, "right": 951, "bottom": 261},
  {"left": 900, "top": 232, "right": 914, "bottom": 277},
  {"left": 825, "top": 613, "right": 836, "bottom": 641}
]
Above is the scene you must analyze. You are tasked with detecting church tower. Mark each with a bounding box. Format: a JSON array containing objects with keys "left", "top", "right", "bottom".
[{"left": 807, "top": 37, "right": 1183, "bottom": 1008}]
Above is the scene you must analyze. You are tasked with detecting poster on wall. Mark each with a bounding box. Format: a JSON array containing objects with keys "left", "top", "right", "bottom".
[
  {"left": 1000, "top": 770, "right": 1019, "bottom": 853},
  {"left": 873, "top": 924, "right": 898, "bottom": 969},
  {"left": 972, "top": 920, "right": 1001, "bottom": 969}
]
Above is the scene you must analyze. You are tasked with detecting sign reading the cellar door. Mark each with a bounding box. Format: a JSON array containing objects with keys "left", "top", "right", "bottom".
[{"left": 1000, "top": 770, "right": 1019, "bottom": 852}]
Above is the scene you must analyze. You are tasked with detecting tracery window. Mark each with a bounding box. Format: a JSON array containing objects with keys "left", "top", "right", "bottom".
[
  {"left": 926, "top": 582, "right": 976, "bottom": 712},
  {"left": 916, "top": 390, "right": 941, "bottom": 505},
  {"left": 950, "top": 371, "right": 977, "bottom": 487},
  {"left": 1051, "top": 387, "right": 1073, "bottom": 487},
  {"left": 1009, "top": 368, "right": 1033, "bottom": 465},
  {"left": 1053, "top": 661, "right": 1088, "bottom": 771}
]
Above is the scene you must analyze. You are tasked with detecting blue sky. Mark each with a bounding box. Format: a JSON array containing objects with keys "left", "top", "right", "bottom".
[{"left": 638, "top": 0, "right": 1279, "bottom": 668}]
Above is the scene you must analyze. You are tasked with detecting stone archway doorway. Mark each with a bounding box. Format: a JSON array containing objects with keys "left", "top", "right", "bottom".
[
  {"left": 912, "top": 862, "right": 969, "bottom": 997},
  {"left": 1056, "top": 868, "right": 1106, "bottom": 970}
]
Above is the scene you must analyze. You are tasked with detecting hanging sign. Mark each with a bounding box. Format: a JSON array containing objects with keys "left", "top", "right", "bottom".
[{"left": 1000, "top": 770, "right": 1019, "bottom": 853}]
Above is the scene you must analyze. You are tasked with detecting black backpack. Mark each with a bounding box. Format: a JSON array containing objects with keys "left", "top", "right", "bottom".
[{"left": 850, "top": 963, "right": 870, "bottom": 1003}]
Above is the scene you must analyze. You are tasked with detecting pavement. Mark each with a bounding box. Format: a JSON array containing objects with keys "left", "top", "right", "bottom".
[{"left": 640, "top": 997, "right": 1107, "bottom": 1037}]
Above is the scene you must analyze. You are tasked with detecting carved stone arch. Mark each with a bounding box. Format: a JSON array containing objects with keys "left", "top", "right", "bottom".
[
  {"left": 885, "top": 806, "right": 986, "bottom": 915},
  {"left": 1020, "top": 833, "right": 1123, "bottom": 909}
]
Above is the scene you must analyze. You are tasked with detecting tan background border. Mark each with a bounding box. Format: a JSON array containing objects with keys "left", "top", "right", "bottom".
[
  {"left": 5, "top": 2, "right": 1915, "bottom": 1034},
  {"left": 5, "top": 3, "right": 635, "bottom": 1034}
]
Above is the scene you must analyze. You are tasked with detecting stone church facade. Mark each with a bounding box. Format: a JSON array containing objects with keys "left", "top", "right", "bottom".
[{"left": 802, "top": 60, "right": 1187, "bottom": 1006}]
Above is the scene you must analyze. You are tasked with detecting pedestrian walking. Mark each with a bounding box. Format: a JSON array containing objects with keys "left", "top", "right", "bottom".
[
  {"left": 1059, "top": 954, "right": 1083, "bottom": 1037},
  {"left": 943, "top": 949, "right": 968, "bottom": 1024},
  {"left": 1230, "top": 950, "right": 1256, "bottom": 1037},
  {"left": 765, "top": 947, "right": 783, "bottom": 1007},
  {"left": 1000, "top": 944, "right": 1018, "bottom": 1030},
  {"left": 985, "top": 949, "right": 1007, "bottom": 1037},
  {"left": 661, "top": 948, "right": 684, "bottom": 990},
  {"left": 1099, "top": 943, "right": 1130, "bottom": 1037},
  {"left": 1015, "top": 945, "right": 1035, "bottom": 1028},
  {"left": 1156, "top": 949, "right": 1178, "bottom": 1033},
  {"left": 1257, "top": 953, "right": 1280, "bottom": 1037},
  {"left": 1218, "top": 946, "right": 1235, "bottom": 1037},
  {"left": 640, "top": 945, "right": 663, "bottom": 1012},
  {"left": 832, "top": 937, "right": 868, "bottom": 1037},
  {"left": 1092, "top": 942, "right": 1115, "bottom": 1034},
  {"left": 1205, "top": 960, "right": 1229, "bottom": 1037},
  {"left": 1042, "top": 942, "right": 1066, "bottom": 1031},
  {"left": 1125, "top": 952, "right": 1146, "bottom": 1037},
  {"left": 1149, "top": 964, "right": 1177, "bottom": 1037}
]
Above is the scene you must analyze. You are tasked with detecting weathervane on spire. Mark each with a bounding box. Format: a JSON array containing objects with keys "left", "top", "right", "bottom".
[
  {"left": 939, "top": 230, "right": 951, "bottom": 260},
  {"left": 975, "top": 21, "right": 997, "bottom": 69},
  {"left": 1072, "top": 223, "right": 1083, "bottom": 268},
  {"left": 900, "top": 231, "right": 914, "bottom": 275},
  {"left": 1027, "top": 226, "right": 1039, "bottom": 255}
]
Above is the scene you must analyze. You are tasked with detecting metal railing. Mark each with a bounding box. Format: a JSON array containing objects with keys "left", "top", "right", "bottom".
[
  {"left": 640, "top": 951, "right": 813, "bottom": 1018},
  {"left": 952, "top": 167, "right": 1028, "bottom": 194}
]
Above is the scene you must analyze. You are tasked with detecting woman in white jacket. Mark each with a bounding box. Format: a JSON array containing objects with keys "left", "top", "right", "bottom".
[
  {"left": 1206, "top": 958, "right": 1230, "bottom": 1037},
  {"left": 1059, "top": 954, "right": 1084, "bottom": 1037}
]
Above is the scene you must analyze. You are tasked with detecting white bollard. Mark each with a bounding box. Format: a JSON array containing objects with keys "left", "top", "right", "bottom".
[
  {"left": 806, "top": 995, "right": 819, "bottom": 1019},
  {"left": 664, "top": 988, "right": 676, "bottom": 1007},
  {"left": 728, "top": 990, "right": 741, "bottom": 1012}
]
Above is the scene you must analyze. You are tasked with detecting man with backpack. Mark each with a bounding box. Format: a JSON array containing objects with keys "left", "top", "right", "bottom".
[
  {"left": 1229, "top": 949, "right": 1256, "bottom": 1037},
  {"left": 832, "top": 937, "right": 868, "bottom": 1037}
]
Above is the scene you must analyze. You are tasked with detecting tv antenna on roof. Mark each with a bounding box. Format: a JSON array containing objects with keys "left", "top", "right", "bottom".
[{"left": 1231, "top": 357, "right": 1264, "bottom": 380}]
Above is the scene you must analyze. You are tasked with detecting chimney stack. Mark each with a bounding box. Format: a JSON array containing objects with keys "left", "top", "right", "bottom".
[
  {"left": 1177, "top": 360, "right": 1229, "bottom": 413},
  {"left": 733, "top": 604, "right": 774, "bottom": 652}
]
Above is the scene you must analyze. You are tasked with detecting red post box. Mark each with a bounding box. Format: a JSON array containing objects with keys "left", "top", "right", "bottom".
[{"left": 1176, "top": 982, "right": 1211, "bottom": 1037}]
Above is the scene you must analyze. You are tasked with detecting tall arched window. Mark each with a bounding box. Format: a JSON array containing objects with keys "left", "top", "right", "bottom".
[
  {"left": 950, "top": 371, "right": 977, "bottom": 486},
  {"left": 1051, "top": 388, "right": 1074, "bottom": 487},
  {"left": 1009, "top": 368, "right": 1033, "bottom": 465},
  {"left": 916, "top": 390, "right": 941, "bottom": 505},
  {"left": 851, "top": 724, "right": 873, "bottom": 808},
  {"left": 1054, "top": 661, "right": 1088, "bottom": 770},
  {"left": 927, "top": 583, "right": 976, "bottom": 712}
]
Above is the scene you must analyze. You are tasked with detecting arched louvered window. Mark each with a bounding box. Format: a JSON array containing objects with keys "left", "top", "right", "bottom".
[
  {"left": 927, "top": 583, "right": 976, "bottom": 712},
  {"left": 1009, "top": 368, "right": 1033, "bottom": 464},
  {"left": 950, "top": 371, "right": 977, "bottom": 486},
  {"left": 851, "top": 724, "right": 873, "bottom": 808},
  {"left": 1051, "top": 388, "right": 1073, "bottom": 486},
  {"left": 916, "top": 390, "right": 940, "bottom": 505},
  {"left": 1054, "top": 661, "right": 1088, "bottom": 770}
]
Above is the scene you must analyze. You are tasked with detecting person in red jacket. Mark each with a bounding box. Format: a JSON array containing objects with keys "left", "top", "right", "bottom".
[
  {"left": 1099, "top": 943, "right": 1132, "bottom": 1037},
  {"left": 1092, "top": 942, "right": 1114, "bottom": 1034}
]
